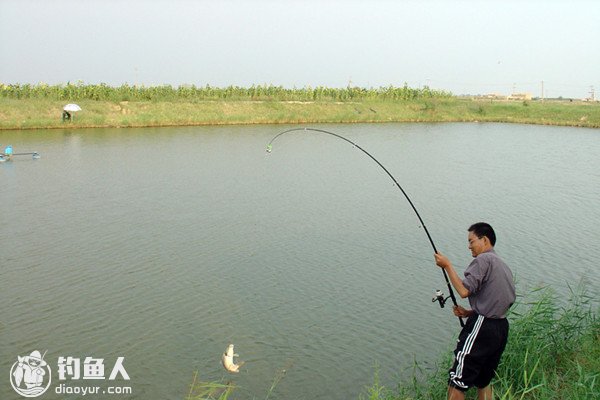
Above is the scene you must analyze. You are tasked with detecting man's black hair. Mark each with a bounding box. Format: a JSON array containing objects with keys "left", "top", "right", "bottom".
[{"left": 468, "top": 222, "right": 496, "bottom": 246}]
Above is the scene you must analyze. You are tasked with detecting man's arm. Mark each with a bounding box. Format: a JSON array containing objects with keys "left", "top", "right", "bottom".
[{"left": 434, "top": 253, "right": 470, "bottom": 299}]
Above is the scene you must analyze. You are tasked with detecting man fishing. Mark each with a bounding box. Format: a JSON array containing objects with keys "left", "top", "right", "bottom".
[
  {"left": 434, "top": 222, "right": 516, "bottom": 400},
  {"left": 266, "top": 129, "right": 515, "bottom": 399}
]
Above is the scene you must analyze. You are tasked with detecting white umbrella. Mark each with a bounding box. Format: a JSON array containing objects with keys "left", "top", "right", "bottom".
[{"left": 63, "top": 104, "right": 82, "bottom": 112}]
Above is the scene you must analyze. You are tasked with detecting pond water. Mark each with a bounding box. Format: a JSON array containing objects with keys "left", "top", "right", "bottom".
[{"left": 1, "top": 123, "right": 598, "bottom": 400}]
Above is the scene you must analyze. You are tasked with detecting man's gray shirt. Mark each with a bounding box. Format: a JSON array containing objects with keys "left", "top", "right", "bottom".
[{"left": 462, "top": 249, "right": 516, "bottom": 319}]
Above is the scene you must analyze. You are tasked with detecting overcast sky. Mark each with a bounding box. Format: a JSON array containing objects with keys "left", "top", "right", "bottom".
[{"left": 1, "top": 0, "right": 598, "bottom": 98}]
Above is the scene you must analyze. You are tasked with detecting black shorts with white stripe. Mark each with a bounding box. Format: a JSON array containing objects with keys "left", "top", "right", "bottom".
[{"left": 448, "top": 313, "right": 509, "bottom": 391}]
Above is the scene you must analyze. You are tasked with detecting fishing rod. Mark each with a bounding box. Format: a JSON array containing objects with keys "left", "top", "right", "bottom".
[
  {"left": 266, "top": 127, "right": 464, "bottom": 327},
  {"left": 12, "top": 152, "right": 41, "bottom": 158}
]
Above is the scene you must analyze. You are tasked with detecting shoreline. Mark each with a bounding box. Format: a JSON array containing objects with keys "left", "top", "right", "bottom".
[{"left": 1, "top": 98, "right": 599, "bottom": 130}]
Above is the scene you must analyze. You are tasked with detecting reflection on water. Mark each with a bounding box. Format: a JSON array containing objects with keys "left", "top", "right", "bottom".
[{"left": 1, "top": 123, "right": 599, "bottom": 399}]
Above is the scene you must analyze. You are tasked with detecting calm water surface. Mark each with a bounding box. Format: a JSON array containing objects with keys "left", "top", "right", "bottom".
[{"left": 1, "top": 123, "right": 599, "bottom": 400}]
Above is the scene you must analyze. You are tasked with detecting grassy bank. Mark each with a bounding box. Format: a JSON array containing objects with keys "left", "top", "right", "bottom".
[
  {"left": 1, "top": 84, "right": 599, "bottom": 130},
  {"left": 363, "top": 285, "right": 599, "bottom": 400},
  {"left": 2, "top": 98, "right": 600, "bottom": 130}
]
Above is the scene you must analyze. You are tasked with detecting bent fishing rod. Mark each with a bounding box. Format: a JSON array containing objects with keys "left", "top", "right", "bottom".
[{"left": 267, "top": 127, "right": 464, "bottom": 327}]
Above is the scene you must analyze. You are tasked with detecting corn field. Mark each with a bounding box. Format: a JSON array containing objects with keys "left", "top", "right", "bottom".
[{"left": 0, "top": 82, "right": 452, "bottom": 102}]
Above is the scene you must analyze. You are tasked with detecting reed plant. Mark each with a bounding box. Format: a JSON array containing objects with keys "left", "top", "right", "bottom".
[
  {"left": 185, "top": 371, "right": 235, "bottom": 400},
  {"left": 185, "top": 365, "right": 290, "bottom": 400},
  {"left": 362, "top": 284, "right": 599, "bottom": 400}
]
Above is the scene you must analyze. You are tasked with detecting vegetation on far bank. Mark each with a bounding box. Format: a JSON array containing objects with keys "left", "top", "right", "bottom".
[
  {"left": 0, "top": 82, "right": 452, "bottom": 102},
  {"left": 1, "top": 83, "right": 599, "bottom": 130}
]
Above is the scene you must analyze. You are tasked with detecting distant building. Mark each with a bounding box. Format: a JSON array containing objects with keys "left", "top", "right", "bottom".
[
  {"left": 481, "top": 93, "right": 508, "bottom": 100},
  {"left": 508, "top": 93, "right": 532, "bottom": 101},
  {"left": 473, "top": 93, "right": 534, "bottom": 101}
]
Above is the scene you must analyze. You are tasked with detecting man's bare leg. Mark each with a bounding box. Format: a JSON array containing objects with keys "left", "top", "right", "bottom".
[
  {"left": 477, "top": 385, "right": 492, "bottom": 400},
  {"left": 447, "top": 386, "right": 465, "bottom": 400}
]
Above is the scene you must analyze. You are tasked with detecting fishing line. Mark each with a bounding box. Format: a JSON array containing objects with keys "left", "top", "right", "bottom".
[{"left": 266, "top": 127, "right": 463, "bottom": 327}]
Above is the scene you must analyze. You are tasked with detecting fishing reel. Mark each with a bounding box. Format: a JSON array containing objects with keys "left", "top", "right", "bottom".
[{"left": 432, "top": 289, "right": 451, "bottom": 308}]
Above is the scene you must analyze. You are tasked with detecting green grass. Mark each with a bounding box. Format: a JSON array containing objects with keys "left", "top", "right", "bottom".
[
  {"left": 185, "top": 362, "right": 291, "bottom": 400},
  {"left": 1, "top": 98, "right": 599, "bottom": 130},
  {"left": 185, "top": 371, "right": 235, "bottom": 400},
  {"left": 361, "top": 284, "right": 599, "bottom": 400}
]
